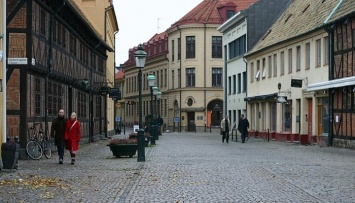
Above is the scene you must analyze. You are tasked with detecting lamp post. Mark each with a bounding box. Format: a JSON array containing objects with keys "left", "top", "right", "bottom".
[
  {"left": 152, "top": 87, "right": 159, "bottom": 141},
  {"left": 147, "top": 73, "right": 156, "bottom": 145},
  {"left": 134, "top": 44, "right": 147, "bottom": 162},
  {"left": 156, "top": 91, "right": 162, "bottom": 136}
]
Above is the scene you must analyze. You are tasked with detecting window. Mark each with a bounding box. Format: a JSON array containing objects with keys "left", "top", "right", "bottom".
[
  {"left": 178, "top": 69, "right": 181, "bottom": 88},
  {"left": 280, "top": 51, "right": 285, "bottom": 75},
  {"left": 48, "top": 82, "right": 63, "bottom": 117},
  {"left": 273, "top": 54, "right": 277, "bottom": 76},
  {"left": 212, "top": 68, "right": 222, "bottom": 87},
  {"left": 238, "top": 73, "right": 241, "bottom": 93},
  {"left": 40, "top": 8, "right": 46, "bottom": 35},
  {"left": 227, "top": 10, "right": 234, "bottom": 19},
  {"left": 296, "top": 46, "right": 301, "bottom": 71},
  {"left": 186, "top": 36, "right": 195, "bottom": 58},
  {"left": 268, "top": 56, "right": 272, "bottom": 77},
  {"left": 337, "top": 33, "right": 342, "bottom": 51},
  {"left": 70, "top": 34, "right": 77, "bottom": 56},
  {"left": 95, "top": 96, "right": 101, "bottom": 119},
  {"left": 242, "top": 72, "right": 246, "bottom": 92},
  {"left": 172, "top": 70, "right": 175, "bottom": 89},
  {"left": 233, "top": 75, "right": 236, "bottom": 94},
  {"left": 160, "top": 70, "right": 163, "bottom": 88},
  {"left": 352, "top": 29, "right": 355, "bottom": 48},
  {"left": 228, "top": 76, "right": 231, "bottom": 95},
  {"left": 164, "top": 69, "right": 167, "bottom": 87},
  {"left": 35, "top": 79, "right": 41, "bottom": 116},
  {"left": 316, "top": 39, "right": 321, "bottom": 67},
  {"left": 228, "top": 35, "right": 246, "bottom": 59},
  {"left": 324, "top": 36, "right": 329, "bottom": 65},
  {"left": 262, "top": 58, "right": 266, "bottom": 78},
  {"left": 256, "top": 60, "right": 260, "bottom": 80},
  {"left": 270, "top": 102, "right": 276, "bottom": 131},
  {"left": 171, "top": 40, "right": 175, "bottom": 61},
  {"left": 250, "top": 62, "right": 254, "bottom": 82},
  {"left": 178, "top": 38, "right": 181, "bottom": 60},
  {"left": 186, "top": 68, "right": 195, "bottom": 87},
  {"left": 187, "top": 98, "right": 193, "bottom": 106},
  {"left": 212, "top": 36, "right": 222, "bottom": 58},
  {"left": 288, "top": 49, "right": 292, "bottom": 73},
  {"left": 282, "top": 101, "right": 292, "bottom": 132},
  {"left": 305, "top": 43, "right": 310, "bottom": 69}
]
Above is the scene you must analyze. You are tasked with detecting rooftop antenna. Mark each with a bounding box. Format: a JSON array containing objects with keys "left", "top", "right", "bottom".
[{"left": 157, "top": 18, "right": 160, "bottom": 33}]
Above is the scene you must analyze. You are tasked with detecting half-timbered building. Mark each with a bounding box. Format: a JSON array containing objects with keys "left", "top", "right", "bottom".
[{"left": 6, "top": 0, "right": 113, "bottom": 157}]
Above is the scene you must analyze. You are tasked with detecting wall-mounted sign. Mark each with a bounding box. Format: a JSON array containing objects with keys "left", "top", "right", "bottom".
[
  {"left": 291, "top": 79, "right": 302, "bottom": 88},
  {"left": 8, "top": 58, "right": 27, "bottom": 65}
]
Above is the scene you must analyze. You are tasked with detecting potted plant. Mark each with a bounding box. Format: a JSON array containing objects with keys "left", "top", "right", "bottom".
[
  {"left": 107, "top": 138, "right": 138, "bottom": 158},
  {"left": 129, "top": 132, "right": 151, "bottom": 146}
]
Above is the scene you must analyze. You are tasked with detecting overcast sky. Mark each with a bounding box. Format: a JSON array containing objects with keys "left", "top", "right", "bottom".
[{"left": 112, "top": 0, "right": 201, "bottom": 66}]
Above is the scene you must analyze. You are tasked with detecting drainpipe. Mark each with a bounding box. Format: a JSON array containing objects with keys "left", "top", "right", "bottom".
[
  {"left": 45, "top": 0, "right": 65, "bottom": 137},
  {"left": 113, "top": 30, "right": 118, "bottom": 135},
  {"left": 204, "top": 22, "right": 207, "bottom": 132},
  {"left": 243, "top": 57, "right": 248, "bottom": 116},
  {"left": 2, "top": 0, "right": 6, "bottom": 143},
  {"left": 323, "top": 0, "right": 343, "bottom": 146},
  {"left": 90, "top": 42, "right": 102, "bottom": 142},
  {"left": 177, "top": 25, "right": 182, "bottom": 132}
]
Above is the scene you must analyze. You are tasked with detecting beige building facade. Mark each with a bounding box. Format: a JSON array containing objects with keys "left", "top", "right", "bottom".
[
  {"left": 245, "top": 0, "right": 337, "bottom": 144},
  {"left": 72, "top": 0, "right": 118, "bottom": 136}
]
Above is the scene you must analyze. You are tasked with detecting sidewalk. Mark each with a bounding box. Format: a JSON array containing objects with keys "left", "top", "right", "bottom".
[{"left": 1, "top": 131, "right": 355, "bottom": 202}]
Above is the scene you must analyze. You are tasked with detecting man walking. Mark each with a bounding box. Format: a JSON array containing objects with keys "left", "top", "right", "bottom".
[
  {"left": 238, "top": 114, "right": 249, "bottom": 143},
  {"left": 220, "top": 115, "right": 231, "bottom": 143},
  {"left": 50, "top": 109, "right": 67, "bottom": 164}
]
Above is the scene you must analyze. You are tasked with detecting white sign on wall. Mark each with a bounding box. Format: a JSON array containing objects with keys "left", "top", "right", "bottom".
[{"left": 8, "top": 58, "right": 27, "bottom": 65}]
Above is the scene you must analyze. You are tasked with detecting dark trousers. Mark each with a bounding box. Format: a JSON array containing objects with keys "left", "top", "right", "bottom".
[
  {"left": 241, "top": 131, "right": 248, "bottom": 142},
  {"left": 57, "top": 145, "right": 64, "bottom": 160},
  {"left": 222, "top": 131, "right": 229, "bottom": 143}
]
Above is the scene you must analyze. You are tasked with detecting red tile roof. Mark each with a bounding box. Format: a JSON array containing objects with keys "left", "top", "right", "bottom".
[
  {"left": 115, "top": 70, "right": 125, "bottom": 79},
  {"left": 168, "top": 0, "right": 258, "bottom": 30}
]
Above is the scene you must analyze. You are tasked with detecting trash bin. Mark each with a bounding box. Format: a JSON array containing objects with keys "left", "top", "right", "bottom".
[{"left": 1, "top": 141, "right": 20, "bottom": 170}]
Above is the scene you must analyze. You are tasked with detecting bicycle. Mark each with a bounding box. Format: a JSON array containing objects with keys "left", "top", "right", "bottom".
[{"left": 26, "top": 123, "right": 52, "bottom": 160}]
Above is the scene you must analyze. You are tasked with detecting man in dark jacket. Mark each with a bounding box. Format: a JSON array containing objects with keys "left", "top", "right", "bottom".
[
  {"left": 50, "top": 109, "right": 67, "bottom": 164},
  {"left": 238, "top": 114, "right": 249, "bottom": 143}
]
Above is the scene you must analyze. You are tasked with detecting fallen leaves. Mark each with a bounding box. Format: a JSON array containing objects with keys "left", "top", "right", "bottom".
[{"left": 0, "top": 174, "right": 71, "bottom": 190}]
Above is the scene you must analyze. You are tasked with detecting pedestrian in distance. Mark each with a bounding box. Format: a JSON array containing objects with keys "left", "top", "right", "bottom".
[
  {"left": 220, "top": 115, "right": 231, "bottom": 143},
  {"left": 64, "top": 112, "right": 81, "bottom": 165},
  {"left": 50, "top": 109, "right": 68, "bottom": 164},
  {"left": 238, "top": 114, "right": 250, "bottom": 143},
  {"left": 157, "top": 116, "right": 164, "bottom": 134}
]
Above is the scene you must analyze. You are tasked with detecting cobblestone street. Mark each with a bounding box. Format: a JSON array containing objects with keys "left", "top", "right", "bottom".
[{"left": 1, "top": 131, "right": 355, "bottom": 202}]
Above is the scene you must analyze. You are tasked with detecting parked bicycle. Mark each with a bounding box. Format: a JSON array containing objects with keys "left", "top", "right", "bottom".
[{"left": 26, "top": 123, "right": 52, "bottom": 160}]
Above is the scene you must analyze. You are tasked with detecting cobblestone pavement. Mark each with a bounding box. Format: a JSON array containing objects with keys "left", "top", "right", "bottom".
[{"left": 1, "top": 131, "right": 355, "bottom": 203}]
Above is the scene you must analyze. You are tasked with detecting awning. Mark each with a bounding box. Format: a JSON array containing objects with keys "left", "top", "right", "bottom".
[
  {"left": 307, "top": 76, "right": 355, "bottom": 91},
  {"left": 244, "top": 93, "right": 278, "bottom": 102}
]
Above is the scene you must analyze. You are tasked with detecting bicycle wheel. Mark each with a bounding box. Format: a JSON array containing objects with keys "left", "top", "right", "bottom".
[
  {"left": 42, "top": 139, "right": 52, "bottom": 159},
  {"left": 26, "top": 141, "right": 43, "bottom": 160}
]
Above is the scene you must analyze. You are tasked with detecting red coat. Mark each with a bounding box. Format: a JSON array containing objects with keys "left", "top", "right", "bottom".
[{"left": 64, "top": 119, "right": 81, "bottom": 152}]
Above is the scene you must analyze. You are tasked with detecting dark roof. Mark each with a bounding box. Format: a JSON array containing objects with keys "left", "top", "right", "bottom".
[
  {"left": 247, "top": 0, "right": 338, "bottom": 56},
  {"left": 324, "top": 0, "right": 355, "bottom": 25},
  {"left": 168, "top": 0, "right": 257, "bottom": 30}
]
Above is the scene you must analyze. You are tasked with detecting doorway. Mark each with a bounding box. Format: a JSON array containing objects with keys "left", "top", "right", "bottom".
[{"left": 187, "top": 112, "right": 195, "bottom": 131}]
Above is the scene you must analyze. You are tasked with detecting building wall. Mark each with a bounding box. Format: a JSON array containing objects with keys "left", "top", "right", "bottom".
[
  {"left": 246, "top": 30, "right": 329, "bottom": 143},
  {"left": 167, "top": 24, "right": 224, "bottom": 131},
  {"left": 71, "top": 0, "right": 117, "bottom": 135},
  {"left": 222, "top": 18, "right": 248, "bottom": 126}
]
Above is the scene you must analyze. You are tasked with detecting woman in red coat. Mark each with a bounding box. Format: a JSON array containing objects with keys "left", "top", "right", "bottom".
[{"left": 65, "top": 112, "right": 81, "bottom": 165}]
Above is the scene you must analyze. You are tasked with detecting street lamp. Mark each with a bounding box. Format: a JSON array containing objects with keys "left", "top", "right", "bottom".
[
  {"left": 152, "top": 87, "right": 159, "bottom": 141},
  {"left": 134, "top": 44, "right": 147, "bottom": 162},
  {"left": 147, "top": 73, "right": 156, "bottom": 145}
]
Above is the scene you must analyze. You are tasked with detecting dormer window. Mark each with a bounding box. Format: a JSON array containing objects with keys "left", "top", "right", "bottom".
[{"left": 227, "top": 10, "right": 234, "bottom": 19}]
